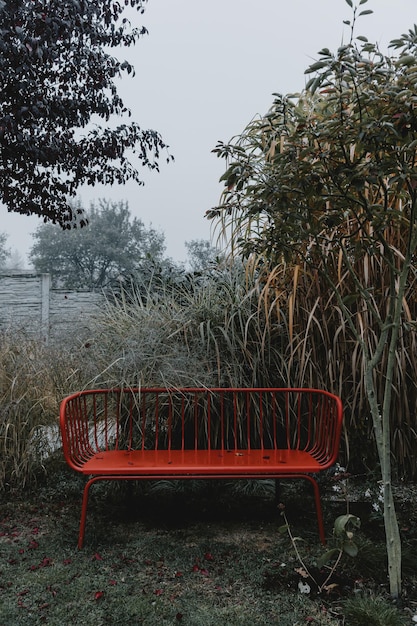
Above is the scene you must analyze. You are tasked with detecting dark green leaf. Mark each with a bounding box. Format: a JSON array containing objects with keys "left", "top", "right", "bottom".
[
  {"left": 334, "top": 514, "right": 361, "bottom": 537},
  {"left": 317, "top": 548, "right": 340, "bottom": 568},
  {"left": 359, "top": 9, "right": 373, "bottom": 15},
  {"left": 342, "top": 540, "right": 358, "bottom": 558},
  {"left": 396, "top": 55, "right": 417, "bottom": 67},
  {"left": 304, "top": 60, "right": 328, "bottom": 74}
]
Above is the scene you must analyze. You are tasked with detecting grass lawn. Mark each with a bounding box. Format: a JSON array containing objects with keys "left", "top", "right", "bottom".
[{"left": 0, "top": 462, "right": 415, "bottom": 625}]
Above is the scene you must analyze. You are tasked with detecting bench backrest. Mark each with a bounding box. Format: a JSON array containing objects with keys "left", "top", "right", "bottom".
[{"left": 60, "top": 388, "right": 343, "bottom": 471}]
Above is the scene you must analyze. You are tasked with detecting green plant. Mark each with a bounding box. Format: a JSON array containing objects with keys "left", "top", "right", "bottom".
[
  {"left": 343, "top": 595, "right": 406, "bottom": 626},
  {"left": 279, "top": 506, "right": 361, "bottom": 594}
]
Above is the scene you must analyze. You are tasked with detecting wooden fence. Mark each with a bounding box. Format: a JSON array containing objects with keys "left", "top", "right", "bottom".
[{"left": 0, "top": 271, "right": 105, "bottom": 343}]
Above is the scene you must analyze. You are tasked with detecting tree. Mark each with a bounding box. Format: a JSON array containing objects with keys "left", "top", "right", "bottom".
[
  {"left": 210, "top": 1, "right": 417, "bottom": 597},
  {"left": 0, "top": 232, "right": 10, "bottom": 267},
  {"left": 0, "top": 0, "right": 171, "bottom": 226},
  {"left": 30, "top": 200, "right": 166, "bottom": 289},
  {"left": 185, "top": 239, "right": 221, "bottom": 272},
  {"left": 3, "top": 249, "right": 24, "bottom": 270}
]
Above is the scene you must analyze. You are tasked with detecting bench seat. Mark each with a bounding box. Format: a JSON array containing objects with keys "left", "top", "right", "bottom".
[{"left": 80, "top": 448, "right": 323, "bottom": 476}]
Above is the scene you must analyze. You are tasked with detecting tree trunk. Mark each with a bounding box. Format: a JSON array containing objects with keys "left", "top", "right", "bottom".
[
  {"left": 383, "top": 481, "right": 402, "bottom": 597},
  {"left": 364, "top": 355, "right": 402, "bottom": 597}
]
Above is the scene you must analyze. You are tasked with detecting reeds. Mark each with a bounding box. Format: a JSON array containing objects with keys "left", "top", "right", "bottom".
[{"left": 246, "top": 229, "right": 417, "bottom": 478}]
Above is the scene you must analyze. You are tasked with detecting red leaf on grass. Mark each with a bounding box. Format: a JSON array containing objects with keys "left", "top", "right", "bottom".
[
  {"left": 92, "top": 552, "right": 103, "bottom": 561},
  {"left": 17, "top": 589, "right": 29, "bottom": 596},
  {"left": 94, "top": 591, "right": 104, "bottom": 601},
  {"left": 154, "top": 588, "right": 164, "bottom": 596},
  {"left": 204, "top": 552, "right": 214, "bottom": 561}
]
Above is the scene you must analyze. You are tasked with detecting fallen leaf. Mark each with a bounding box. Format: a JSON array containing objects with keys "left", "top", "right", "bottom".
[{"left": 295, "top": 567, "right": 309, "bottom": 579}]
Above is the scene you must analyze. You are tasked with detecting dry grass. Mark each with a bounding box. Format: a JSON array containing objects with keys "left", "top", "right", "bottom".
[{"left": 0, "top": 331, "right": 61, "bottom": 490}]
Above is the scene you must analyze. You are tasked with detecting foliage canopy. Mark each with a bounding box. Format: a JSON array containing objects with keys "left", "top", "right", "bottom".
[{"left": 0, "top": 0, "right": 170, "bottom": 226}]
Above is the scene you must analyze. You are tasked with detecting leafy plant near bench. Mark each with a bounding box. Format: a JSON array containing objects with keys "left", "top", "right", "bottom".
[{"left": 279, "top": 504, "right": 361, "bottom": 595}]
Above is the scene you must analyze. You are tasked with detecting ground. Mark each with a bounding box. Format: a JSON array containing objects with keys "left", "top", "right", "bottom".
[{"left": 0, "top": 464, "right": 416, "bottom": 625}]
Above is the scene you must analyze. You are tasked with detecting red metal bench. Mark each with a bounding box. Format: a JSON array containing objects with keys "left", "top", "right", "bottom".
[{"left": 59, "top": 387, "right": 343, "bottom": 548}]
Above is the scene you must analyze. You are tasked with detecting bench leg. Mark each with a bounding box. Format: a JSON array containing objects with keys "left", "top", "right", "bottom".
[
  {"left": 302, "top": 475, "right": 326, "bottom": 545},
  {"left": 78, "top": 476, "right": 99, "bottom": 550},
  {"left": 78, "top": 475, "right": 137, "bottom": 548},
  {"left": 277, "top": 474, "right": 326, "bottom": 545}
]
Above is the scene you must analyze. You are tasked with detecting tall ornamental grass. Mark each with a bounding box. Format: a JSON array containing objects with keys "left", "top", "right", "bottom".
[
  {"left": 1, "top": 255, "right": 416, "bottom": 489},
  {"left": 85, "top": 266, "right": 286, "bottom": 390},
  {"left": 0, "top": 332, "right": 62, "bottom": 490}
]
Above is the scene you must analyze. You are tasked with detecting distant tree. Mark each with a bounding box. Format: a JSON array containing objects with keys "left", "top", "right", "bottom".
[
  {"left": 3, "top": 249, "right": 24, "bottom": 270},
  {"left": 0, "top": 232, "right": 10, "bottom": 267},
  {"left": 0, "top": 0, "right": 171, "bottom": 226},
  {"left": 30, "top": 200, "right": 166, "bottom": 289},
  {"left": 185, "top": 239, "right": 221, "bottom": 272}
]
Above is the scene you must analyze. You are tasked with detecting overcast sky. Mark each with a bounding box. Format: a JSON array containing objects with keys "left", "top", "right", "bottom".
[{"left": 2, "top": 0, "right": 417, "bottom": 266}]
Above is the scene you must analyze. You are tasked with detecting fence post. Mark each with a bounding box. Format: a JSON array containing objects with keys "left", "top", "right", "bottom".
[{"left": 41, "top": 273, "right": 50, "bottom": 344}]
